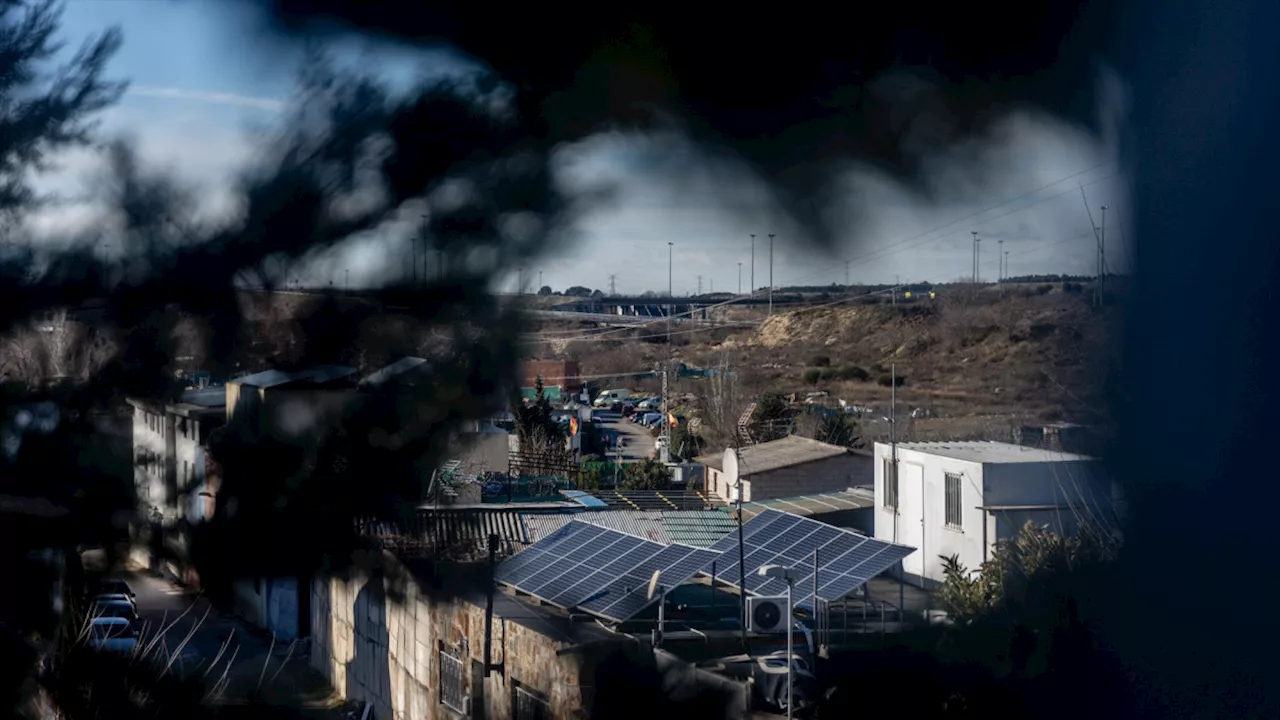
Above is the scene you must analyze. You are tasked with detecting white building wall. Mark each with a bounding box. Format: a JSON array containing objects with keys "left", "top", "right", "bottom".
[
  {"left": 131, "top": 403, "right": 169, "bottom": 512},
  {"left": 874, "top": 444, "right": 986, "bottom": 587},
  {"left": 874, "top": 444, "right": 1117, "bottom": 587}
]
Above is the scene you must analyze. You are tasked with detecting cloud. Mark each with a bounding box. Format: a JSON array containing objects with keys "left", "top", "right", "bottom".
[
  {"left": 535, "top": 103, "right": 1129, "bottom": 295},
  {"left": 127, "top": 85, "right": 286, "bottom": 112}
]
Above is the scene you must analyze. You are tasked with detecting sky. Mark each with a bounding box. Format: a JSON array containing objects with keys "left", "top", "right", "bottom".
[{"left": 29, "top": 1, "right": 1132, "bottom": 295}]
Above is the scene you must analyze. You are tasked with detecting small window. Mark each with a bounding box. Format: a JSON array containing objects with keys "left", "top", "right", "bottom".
[
  {"left": 514, "top": 682, "right": 551, "bottom": 720},
  {"left": 439, "top": 647, "right": 466, "bottom": 713},
  {"left": 945, "top": 472, "right": 962, "bottom": 529},
  {"left": 883, "top": 458, "right": 898, "bottom": 510}
]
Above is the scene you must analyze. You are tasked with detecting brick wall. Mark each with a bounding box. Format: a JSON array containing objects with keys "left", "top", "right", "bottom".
[{"left": 522, "top": 359, "right": 582, "bottom": 391}]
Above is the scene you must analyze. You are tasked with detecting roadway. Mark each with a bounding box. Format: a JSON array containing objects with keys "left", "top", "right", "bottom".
[
  {"left": 106, "top": 562, "right": 343, "bottom": 714},
  {"left": 595, "top": 410, "right": 657, "bottom": 461}
]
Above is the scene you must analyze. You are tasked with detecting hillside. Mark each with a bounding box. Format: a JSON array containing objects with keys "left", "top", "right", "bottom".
[{"left": 551, "top": 285, "right": 1120, "bottom": 446}]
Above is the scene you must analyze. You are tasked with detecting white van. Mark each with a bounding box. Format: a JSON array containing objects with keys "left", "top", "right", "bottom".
[{"left": 592, "top": 389, "right": 631, "bottom": 406}]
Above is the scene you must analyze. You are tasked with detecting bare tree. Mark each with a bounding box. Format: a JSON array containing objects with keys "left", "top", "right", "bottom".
[{"left": 700, "top": 351, "right": 742, "bottom": 450}]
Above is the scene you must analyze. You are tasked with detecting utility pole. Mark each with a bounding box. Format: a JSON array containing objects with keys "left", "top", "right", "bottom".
[
  {"left": 667, "top": 242, "right": 674, "bottom": 342},
  {"left": 971, "top": 231, "right": 979, "bottom": 284},
  {"left": 1100, "top": 205, "right": 1109, "bottom": 298},
  {"left": 750, "top": 235, "right": 756, "bottom": 294},
  {"left": 891, "top": 362, "right": 904, "bottom": 621},
  {"left": 975, "top": 234, "right": 982, "bottom": 284},
  {"left": 609, "top": 274, "right": 617, "bottom": 296},
  {"left": 424, "top": 212, "right": 435, "bottom": 285},
  {"left": 998, "top": 239, "right": 1004, "bottom": 296},
  {"left": 894, "top": 274, "right": 899, "bottom": 306},
  {"left": 738, "top": 263, "right": 742, "bottom": 294},
  {"left": 845, "top": 260, "right": 850, "bottom": 287},
  {"left": 539, "top": 270, "right": 543, "bottom": 290},
  {"left": 768, "top": 234, "right": 775, "bottom": 316}
]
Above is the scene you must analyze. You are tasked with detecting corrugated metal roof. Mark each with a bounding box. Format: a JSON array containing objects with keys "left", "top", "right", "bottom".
[
  {"left": 660, "top": 510, "right": 737, "bottom": 548},
  {"left": 360, "top": 357, "right": 428, "bottom": 387},
  {"left": 594, "top": 489, "right": 724, "bottom": 511},
  {"left": 230, "top": 365, "right": 358, "bottom": 389},
  {"left": 735, "top": 435, "right": 853, "bottom": 476},
  {"left": 561, "top": 490, "right": 609, "bottom": 508},
  {"left": 727, "top": 488, "right": 876, "bottom": 521},
  {"left": 522, "top": 511, "right": 670, "bottom": 544},
  {"left": 231, "top": 369, "right": 295, "bottom": 388}
]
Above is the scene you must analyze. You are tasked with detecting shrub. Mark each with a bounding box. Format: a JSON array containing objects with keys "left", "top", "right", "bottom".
[
  {"left": 803, "top": 368, "right": 823, "bottom": 385},
  {"left": 877, "top": 374, "right": 905, "bottom": 387},
  {"left": 811, "top": 355, "right": 831, "bottom": 368},
  {"left": 834, "top": 364, "right": 869, "bottom": 382}
]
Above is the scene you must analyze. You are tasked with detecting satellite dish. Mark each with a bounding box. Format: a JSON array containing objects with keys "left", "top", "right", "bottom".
[{"left": 647, "top": 570, "right": 662, "bottom": 600}]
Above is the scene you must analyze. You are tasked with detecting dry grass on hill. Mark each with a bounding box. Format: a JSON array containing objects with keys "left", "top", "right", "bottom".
[{"left": 539, "top": 283, "right": 1120, "bottom": 444}]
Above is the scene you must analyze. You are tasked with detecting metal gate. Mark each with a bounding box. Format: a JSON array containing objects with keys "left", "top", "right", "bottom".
[{"left": 439, "top": 649, "right": 466, "bottom": 713}]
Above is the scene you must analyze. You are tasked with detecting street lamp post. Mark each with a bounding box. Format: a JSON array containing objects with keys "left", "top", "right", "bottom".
[
  {"left": 768, "top": 234, "right": 775, "bottom": 316},
  {"left": 759, "top": 564, "right": 797, "bottom": 719}
]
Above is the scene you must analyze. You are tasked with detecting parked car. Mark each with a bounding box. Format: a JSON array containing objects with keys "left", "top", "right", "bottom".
[
  {"left": 88, "top": 617, "right": 139, "bottom": 654},
  {"left": 89, "top": 578, "right": 135, "bottom": 601},
  {"left": 93, "top": 598, "right": 139, "bottom": 625},
  {"left": 95, "top": 592, "right": 136, "bottom": 612}
]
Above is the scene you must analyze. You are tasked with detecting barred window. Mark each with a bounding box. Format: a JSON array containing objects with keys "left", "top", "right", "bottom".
[
  {"left": 514, "top": 682, "right": 551, "bottom": 720},
  {"left": 945, "top": 472, "right": 962, "bottom": 529},
  {"left": 883, "top": 458, "right": 898, "bottom": 510},
  {"left": 439, "top": 647, "right": 466, "bottom": 713}
]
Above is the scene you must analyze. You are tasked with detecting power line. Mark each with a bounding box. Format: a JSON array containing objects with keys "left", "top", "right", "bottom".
[{"left": 527, "top": 169, "right": 1120, "bottom": 344}]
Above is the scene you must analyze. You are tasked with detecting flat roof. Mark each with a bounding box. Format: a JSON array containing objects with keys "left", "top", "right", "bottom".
[
  {"left": 891, "top": 441, "right": 1096, "bottom": 464},
  {"left": 230, "top": 365, "right": 357, "bottom": 389}
]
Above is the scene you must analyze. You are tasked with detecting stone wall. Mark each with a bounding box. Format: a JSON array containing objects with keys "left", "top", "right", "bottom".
[{"left": 310, "top": 552, "right": 588, "bottom": 720}]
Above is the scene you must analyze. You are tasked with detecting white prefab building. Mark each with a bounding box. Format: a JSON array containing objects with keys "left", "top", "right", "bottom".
[{"left": 873, "top": 441, "right": 1118, "bottom": 588}]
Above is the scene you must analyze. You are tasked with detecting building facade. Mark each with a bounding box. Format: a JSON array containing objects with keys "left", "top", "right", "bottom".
[
  {"left": 873, "top": 441, "right": 1118, "bottom": 587},
  {"left": 311, "top": 551, "right": 648, "bottom": 720},
  {"left": 702, "top": 435, "right": 873, "bottom": 503}
]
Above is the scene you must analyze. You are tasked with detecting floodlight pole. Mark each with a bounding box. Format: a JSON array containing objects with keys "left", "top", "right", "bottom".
[{"left": 784, "top": 574, "right": 795, "bottom": 720}]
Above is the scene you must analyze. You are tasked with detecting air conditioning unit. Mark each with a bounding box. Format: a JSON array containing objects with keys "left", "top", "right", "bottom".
[{"left": 747, "top": 596, "right": 790, "bottom": 634}]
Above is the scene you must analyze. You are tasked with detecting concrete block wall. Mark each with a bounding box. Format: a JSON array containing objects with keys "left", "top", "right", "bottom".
[
  {"left": 746, "top": 455, "right": 871, "bottom": 501},
  {"left": 311, "top": 552, "right": 587, "bottom": 720}
]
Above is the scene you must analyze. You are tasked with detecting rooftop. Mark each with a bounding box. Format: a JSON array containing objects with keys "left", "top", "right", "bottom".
[
  {"left": 892, "top": 440, "right": 1096, "bottom": 464},
  {"left": 359, "top": 356, "right": 428, "bottom": 388},
  {"left": 520, "top": 509, "right": 737, "bottom": 548},
  {"left": 178, "top": 387, "right": 227, "bottom": 408},
  {"left": 523, "top": 510, "right": 669, "bottom": 544},
  {"left": 734, "top": 435, "right": 855, "bottom": 476},
  {"left": 230, "top": 365, "right": 358, "bottom": 389},
  {"left": 729, "top": 488, "right": 876, "bottom": 522}
]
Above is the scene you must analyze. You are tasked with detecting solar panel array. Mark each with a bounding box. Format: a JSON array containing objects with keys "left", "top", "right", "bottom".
[
  {"left": 495, "top": 520, "right": 718, "bottom": 622},
  {"left": 703, "top": 508, "right": 915, "bottom": 610}
]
